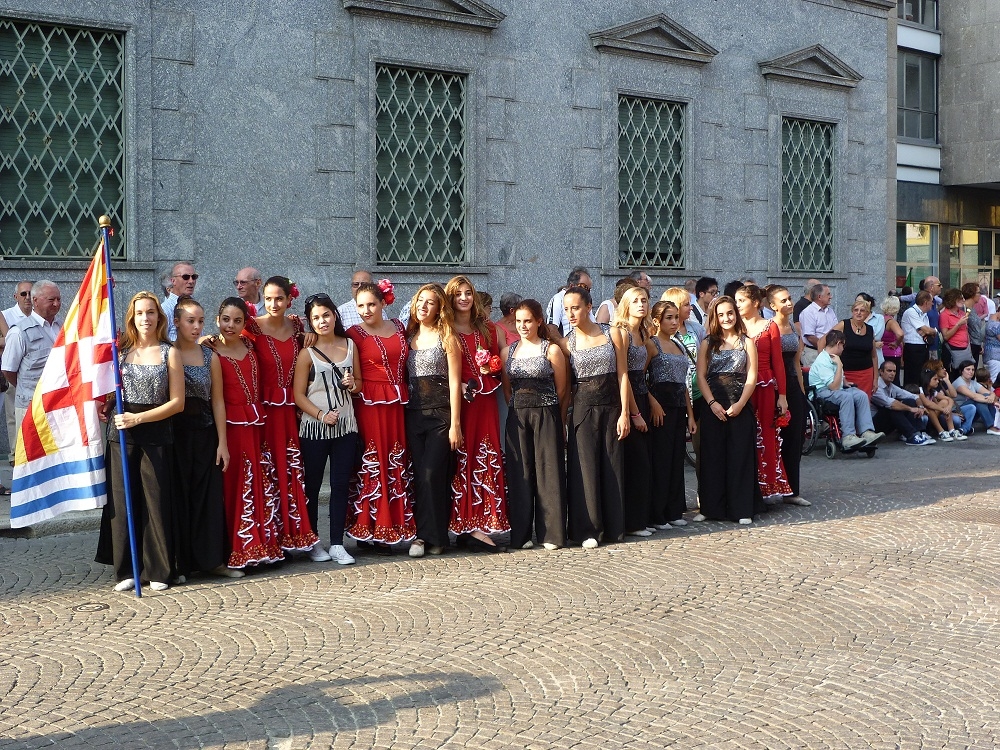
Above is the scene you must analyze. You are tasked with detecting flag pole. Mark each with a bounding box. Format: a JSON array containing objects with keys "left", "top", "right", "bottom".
[{"left": 99, "top": 215, "right": 143, "bottom": 598}]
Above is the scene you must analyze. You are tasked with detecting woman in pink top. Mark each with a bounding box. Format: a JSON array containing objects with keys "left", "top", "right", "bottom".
[{"left": 939, "top": 288, "right": 971, "bottom": 371}]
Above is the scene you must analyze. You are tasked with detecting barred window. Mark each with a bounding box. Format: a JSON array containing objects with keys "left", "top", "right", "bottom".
[
  {"left": 617, "top": 96, "right": 685, "bottom": 268},
  {"left": 781, "top": 118, "right": 834, "bottom": 273},
  {"left": 0, "top": 18, "right": 125, "bottom": 259},
  {"left": 375, "top": 65, "right": 467, "bottom": 265}
]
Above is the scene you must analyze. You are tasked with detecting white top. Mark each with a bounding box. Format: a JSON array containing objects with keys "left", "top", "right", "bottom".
[
  {"left": 597, "top": 299, "right": 616, "bottom": 322},
  {"left": 799, "top": 302, "right": 839, "bottom": 347},
  {"left": 162, "top": 293, "right": 179, "bottom": 341},
  {"left": 901, "top": 306, "right": 930, "bottom": 345},
  {"left": 1, "top": 311, "right": 61, "bottom": 372},
  {"left": 2, "top": 304, "right": 27, "bottom": 328}
]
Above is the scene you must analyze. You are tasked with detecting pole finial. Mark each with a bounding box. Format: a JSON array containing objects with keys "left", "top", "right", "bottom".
[{"left": 98, "top": 215, "right": 112, "bottom": 229}]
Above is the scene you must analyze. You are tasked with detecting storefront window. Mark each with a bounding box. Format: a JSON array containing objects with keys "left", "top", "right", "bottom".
[
  {"left": 948, "top": 229, "right": 995, "bottom": 292},
  {"left": 895, "top": 222, "right": 937, "bottom": 289}
]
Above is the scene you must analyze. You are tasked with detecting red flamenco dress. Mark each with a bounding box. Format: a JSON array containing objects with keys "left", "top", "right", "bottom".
[
  {"left": 216, "top": 341, "right": 284, "bottom": 567},
  {"left": 346, "top": 320, "right": 416, "bottom": 543},
  {"left": 245, "top": 318, "right": 319, "bottom": 551},
  {"left": 451, "top": 325, "right": 510, "bottom": 534},
  {"left": 750, "top": 320, "right": 793, "bottom": 498}
]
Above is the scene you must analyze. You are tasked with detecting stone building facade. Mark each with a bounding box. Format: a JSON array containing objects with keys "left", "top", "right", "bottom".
[{"left": 1, "top": 0, "right": 893, "bottom": 318}]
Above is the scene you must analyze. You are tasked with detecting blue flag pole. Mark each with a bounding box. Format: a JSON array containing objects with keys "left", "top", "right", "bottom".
[{"left": 100, "top": 215, "right": 143, "bottom": 598}]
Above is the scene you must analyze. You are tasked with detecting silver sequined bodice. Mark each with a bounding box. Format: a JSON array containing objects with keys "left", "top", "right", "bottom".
[
  {"left": 407, "top": 338, "right": 449, "bottom": 411},
  {"left": 407, "top": 340, "right": 448, "bottom": 379},
  {"left": 780, "top": 331, "right": 799, "bottom": 353},
  {"left": 648, "top": 337, "right": 690, "bottom": 384},
  {"left": 183, "top": 345, "right": 213, "bottom": 401},
  {"left": 627, "top": 334, "right": 648, "bottom": 396},
  {"left": 568, "top": 324, "right": 615, "bottom": 377},
  {"left": 708, "top": 344, "right": 749, "bottom": 376},
  {"left": 120, "top": 342, "right": 171, "bottom": 405},
  {"left": 507, "top": 340, "right": 558, "bottom": 408}
]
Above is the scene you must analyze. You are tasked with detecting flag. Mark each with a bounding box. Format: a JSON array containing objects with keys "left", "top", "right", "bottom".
[{"left": 9, "top": 238, "right": 116, "bottom": 527}]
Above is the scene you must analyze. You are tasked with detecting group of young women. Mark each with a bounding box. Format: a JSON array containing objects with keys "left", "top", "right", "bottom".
[{"left": 95, "top": 272, "right": 811, "bottom": 592}]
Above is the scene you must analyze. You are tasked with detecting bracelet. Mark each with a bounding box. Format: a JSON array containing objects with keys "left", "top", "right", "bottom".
[
  {"left": 708, "top": 399, "right": 718, "bottom": 407},
  {"left": 630, "top": 413, "right": 642, "bottom": 420},
  {"left": 317, "top": 409, "right": 325, "bottom": 421}
]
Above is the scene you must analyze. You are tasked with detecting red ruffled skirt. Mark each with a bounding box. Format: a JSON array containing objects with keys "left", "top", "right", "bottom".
[
  {"left": 260, "top": 403, "right": 319, "bottom": 551},
  {"left": 222, "top": 421, "right": 284, "bottom": 567},
  {"left": 348, "top": 400, "right": 416, "bottom": 543},
  {"left": 450, "top": 390, "right": 510, "bottom": 534},
  {"left": 750, "top": 374, "right": 792, "bottom": 498}
]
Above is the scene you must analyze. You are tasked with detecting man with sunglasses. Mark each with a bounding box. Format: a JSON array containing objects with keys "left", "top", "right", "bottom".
[
  {"left": 0, "top": 281, "right": 32, "bottom": 466},
  {"left": 234, "top": 267, "right": 262, "bottom": 316},
  {"left": 337, "top": 270, "right": 388, "bottom": 329},
  {"left": 162, "top": 262, "right": 199, "bottom": 340}
]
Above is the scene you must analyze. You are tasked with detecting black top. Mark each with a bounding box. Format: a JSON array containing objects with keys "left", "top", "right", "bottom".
[
  {"left": 841, "top": 319, "right": 874, "bottom": 371},
  {"left": 792, "top": 296, "right": 812, "bottom": 324}
]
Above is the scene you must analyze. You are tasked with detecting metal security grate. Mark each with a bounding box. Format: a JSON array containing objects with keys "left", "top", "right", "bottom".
[
  {"left": 618, "top": 96, "right": 685, "bottom": 269},
  {"left": 0, "top": 19, "right": 125, "bottom": 259},
  {"left": 375, "top": 66, "right": 466, "bottom": 265},
  {"left": 781, "top": 118, "right": 834, "bottom": 273}
]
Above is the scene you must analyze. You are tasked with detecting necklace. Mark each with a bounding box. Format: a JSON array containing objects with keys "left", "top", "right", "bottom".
[{"left": 852, "top": 320, "right": 866, "bottom": 335}]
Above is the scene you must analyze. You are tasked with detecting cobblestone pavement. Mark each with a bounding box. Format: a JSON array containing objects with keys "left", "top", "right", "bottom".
[{"left": 2, "top": 438, "right": 1000, "bottom": 749}]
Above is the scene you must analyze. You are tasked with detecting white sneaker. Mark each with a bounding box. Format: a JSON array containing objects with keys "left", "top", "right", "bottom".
[
  {"left": 738, "top": 518, "right": 753, "bottom": 525},
  {"left": 670, "top": 519, "right": 688, "bottom": 527},
  {"left": 149, "top": 581, "right": 169, "bottom": 591},
  {"left": 692, "top": 514, "right": 707, "bottom": 522},
  {"left": 938, "top": 431, "right": 954, "bottom": 442},
  {"left": 653, "top": 523, "right": 673, "bottom": 530},
  {"left": 542, "top": 542, "right": 560, "bottom": 551},
  {"left": 409, "top": 540, "right": 425, "bottom": 557},
  {"left": 581, "top": 537, "right": 599, "bottom": 549},
  {"left": 627, "top": 529, "right": 652, "bottom": 537},
  {"left": 919, "top": 432, "right": 937, "bottom": 444},
  {"left": 521, "top": 540, "right": 534, "bottom": 550},
  {"left": 953, "top": 430, "right": 968, "bottom": 441},
  {"left": 328, "top": 544, "right": 355, "bottom": 565},
  {"left": 842, "top": 434, "right": 865, "bottom": 450},
  {"left": 309, "top": 543, "right": 332, "bottom": 562},
  {"left": 113, "top": 578, "right": 135, "bottom": 592},
  {"left": 860, "top": 430, "right": 885, "bottom": 446}
]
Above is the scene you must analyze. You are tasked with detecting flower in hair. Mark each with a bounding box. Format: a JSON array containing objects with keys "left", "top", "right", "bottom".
[
  {"left": 288, "top": 279, "right": 301, "bottom": 300},
  {"left": 377, "top": 278, "right": 395, "bottom": 305}
]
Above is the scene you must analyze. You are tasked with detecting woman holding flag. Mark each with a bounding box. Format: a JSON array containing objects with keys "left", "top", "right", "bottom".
[{"left": 96, "top": 291, "right": 185, "bottom": 592}]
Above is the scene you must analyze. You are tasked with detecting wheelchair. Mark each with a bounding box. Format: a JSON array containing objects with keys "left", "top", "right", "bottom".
[{"left": 806, "top": 384, "right": 878, "bottom": 459}]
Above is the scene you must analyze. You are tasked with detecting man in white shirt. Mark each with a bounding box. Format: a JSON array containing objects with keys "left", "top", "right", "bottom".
[
  {"left": 162, "top": 262, "right": 198, "bottom": 341},
  {"left": 546, "top": 267, "right": 594, "bottom": 336},
  {"left": 799, "top": 284, "right": 838, "bottom": 367},
  {"left": 338, "top": 270, "right": 390, "bottom": 329},
  {"left": 901, "top": 290, "right": 936, "bottom": 386},
  {"left": 1, "top": 281, "right": 62, "bottom": 444},
  {"left": 0, "top": 281, "right": 33, "bottom": 458},
  {"left": 233, "top": 267, "right": 263, "bottom": 316}
]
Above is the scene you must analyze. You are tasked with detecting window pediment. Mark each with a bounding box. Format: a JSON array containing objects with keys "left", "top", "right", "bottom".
[
  {"left": 342, "top": 0, "right": 504, "bottom": 31},
  {"left": 590, "top": 14, "right": 718, "bottom": 67},
  {"left": 759, "top": 45, "right": 863, "bottom": 90}
]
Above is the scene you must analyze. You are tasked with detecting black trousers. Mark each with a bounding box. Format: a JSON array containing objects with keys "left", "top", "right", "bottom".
[
  {"left": 696, "top": 399, "right": 762, "bottom": 522},
  {"left": 872, "top": 398, "right": 922, "bottom": 440},
  {"left": 903, "top": 343, "right": 929, "bottom": 386},
  {"left": 567, "top": 402, "right": 624, "bottom": 544},
  {"left": 172, "top": 424, "right": 226, "bottom": 575},
  {"left": 648, "top": 404, "right": 686, "bottom": 524},
  {"left": 505, "top": 404, "right": 567, "bottom": 548},
  {"left": 301, "top": 432, "right": 358, "bottom": 544},
  {"left": 622, "top": 392, "right": 652, "bottom": 533},
  {"left": 405, "top": 407, "right": 453, "bottom": 548},
  {"left": 96, "top": 441, "right": 174, "bottom": 584}
]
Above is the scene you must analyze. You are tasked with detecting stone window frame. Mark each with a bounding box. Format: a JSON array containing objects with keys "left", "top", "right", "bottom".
[{"left": 0, "top": 9, "right": 139, "bottom": 266}]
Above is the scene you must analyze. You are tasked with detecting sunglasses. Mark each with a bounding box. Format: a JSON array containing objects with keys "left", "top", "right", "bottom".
[
  {"left": 17, "top": 291, "right": 29, "bottom": 297},
  {"left": 463, "top": 378, "right": 481, "bottom": 403},
  {"left": 351, "top": 281, "right": 367, "bottom": 288},
  {"left": 176, "top": 274, "right": 199, "bottom": 281},
  {"left": 233, "top": 279, "right": 258, "bottom": 287},
  {"left": 304, "top": 293, "right": 335, "bottom": 307}
]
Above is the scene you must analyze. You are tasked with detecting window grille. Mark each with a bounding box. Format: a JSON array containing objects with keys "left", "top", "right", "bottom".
[
  {"left": 0, "top": 18, "right": 125, "bottom": 259},
  {"left": 617, "top": 96, "right": 685, "bottom": 268},
  {"left": 375, "top": 65, "right": 467, "bottom": 265},
  {"left": 781, "top": 118, "right": 834, "bottom": 273}
]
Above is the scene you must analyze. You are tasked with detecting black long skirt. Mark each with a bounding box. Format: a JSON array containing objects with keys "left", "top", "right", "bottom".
[
  {"left": 96, "top": 440, "right": 174, "bottom": 584},
  {"left": 405, "top": 406, "right": 454, "bottom": 549},
  {"left": 505, "top": 404, "right": 567, "bottom": 548},
  {"left": 622, "top": 392, "right": 652, "bottom": 533},
  {"left": 779, "top": 351, "right": 805, "bottom": 497},
  {"left": 567, "top": 401, "right": 624, "bottom": 544},
  {"left": 696, "top": 399, "right": 763, "bottom": 522},
  {"left": 648, "top": 397, "right": 687, "bottom": 524},
  {"left": 172, "top": 423, "right": 227, "bottom": 575}
]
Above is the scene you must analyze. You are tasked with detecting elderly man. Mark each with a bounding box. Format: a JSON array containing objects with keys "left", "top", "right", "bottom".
[
  {"left": 546, "top": 267, "right": 595, "bottom": 336},
  {"left": 338, "top": 270, "right": 389, "bottom": 329},
  {"left": 2, "top": 281, "right": 62, "bottom": 448},
  {"left": 799, "top": 283, "right": 838, "bottom": 367},
  {"left": 234, "top": 267, "right": 263, "bottom": 316},
  {"left": 871, "top": 361, "right": 933, "bottom": 446},
  {"left": 162, "top": 262, "right": 198, "bottom": 340},
  {"left": 0, "top": 281, "right": 33, "bottom": 460}
]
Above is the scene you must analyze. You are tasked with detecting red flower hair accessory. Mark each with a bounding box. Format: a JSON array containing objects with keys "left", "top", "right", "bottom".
[
  {"left": 288, "top": 279, "right": 301, "bottom": 300},
  {"left": 377, "top": 278, "right": 395, "bottom": 305}
]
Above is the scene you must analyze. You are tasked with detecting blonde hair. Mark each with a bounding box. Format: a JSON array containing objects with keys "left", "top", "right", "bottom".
[
  {"left": 660, "top": 287, "right": 689, "bottom": 310},
  {"left": 880, "top": 296, "right": 900, "bottom": 316},
  {"left": 120, "top": 291, "right": 169, "bottom": 352},
  {"left": 406, "top": 283, "right": 449, "bottom": 339},
  {"left": 443, "top": 275, "right": 493, "bottom": 346},
  {"left": 614, "top": 286, "right": 650, "bottom": 338}
]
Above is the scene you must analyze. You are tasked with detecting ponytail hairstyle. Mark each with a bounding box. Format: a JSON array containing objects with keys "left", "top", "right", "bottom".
[
  {"left": 512, "top": 298, "right": 548, "bottom": 340},
  {"left": 173, "top": 294, "right": 203, "bottom": 320}
]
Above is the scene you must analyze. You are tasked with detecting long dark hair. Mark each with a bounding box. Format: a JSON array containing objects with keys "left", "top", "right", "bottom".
[
  {"left": 304, "top": 293, "right": 347, "bottom": 337},
  {"left": 512, "top": 299, "right": 548, "bottom": 340},
  {"left": 706, "top": 295, "right": 746, "bottom": 354}
]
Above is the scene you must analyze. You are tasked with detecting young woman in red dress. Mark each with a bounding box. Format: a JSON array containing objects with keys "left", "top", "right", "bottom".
[
  {"left": 734, "top": 284, "right": 792, "bottom": 501},
  {"left": 345, "top": 281, "right": 416, "bottom": 549},
  {"left": 206, "top": 297, "right": 283, "bottom": 569},
  {"left": 443, "top": 275, "right": 510, "bottom": 551},
  {"left": 244, "top": 277, "right": 320, "bottom": 556}
]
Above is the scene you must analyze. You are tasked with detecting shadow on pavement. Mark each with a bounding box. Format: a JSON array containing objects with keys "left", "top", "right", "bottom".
[{"left": 0, "top": 671, "right": 501, "bottom": 749}]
